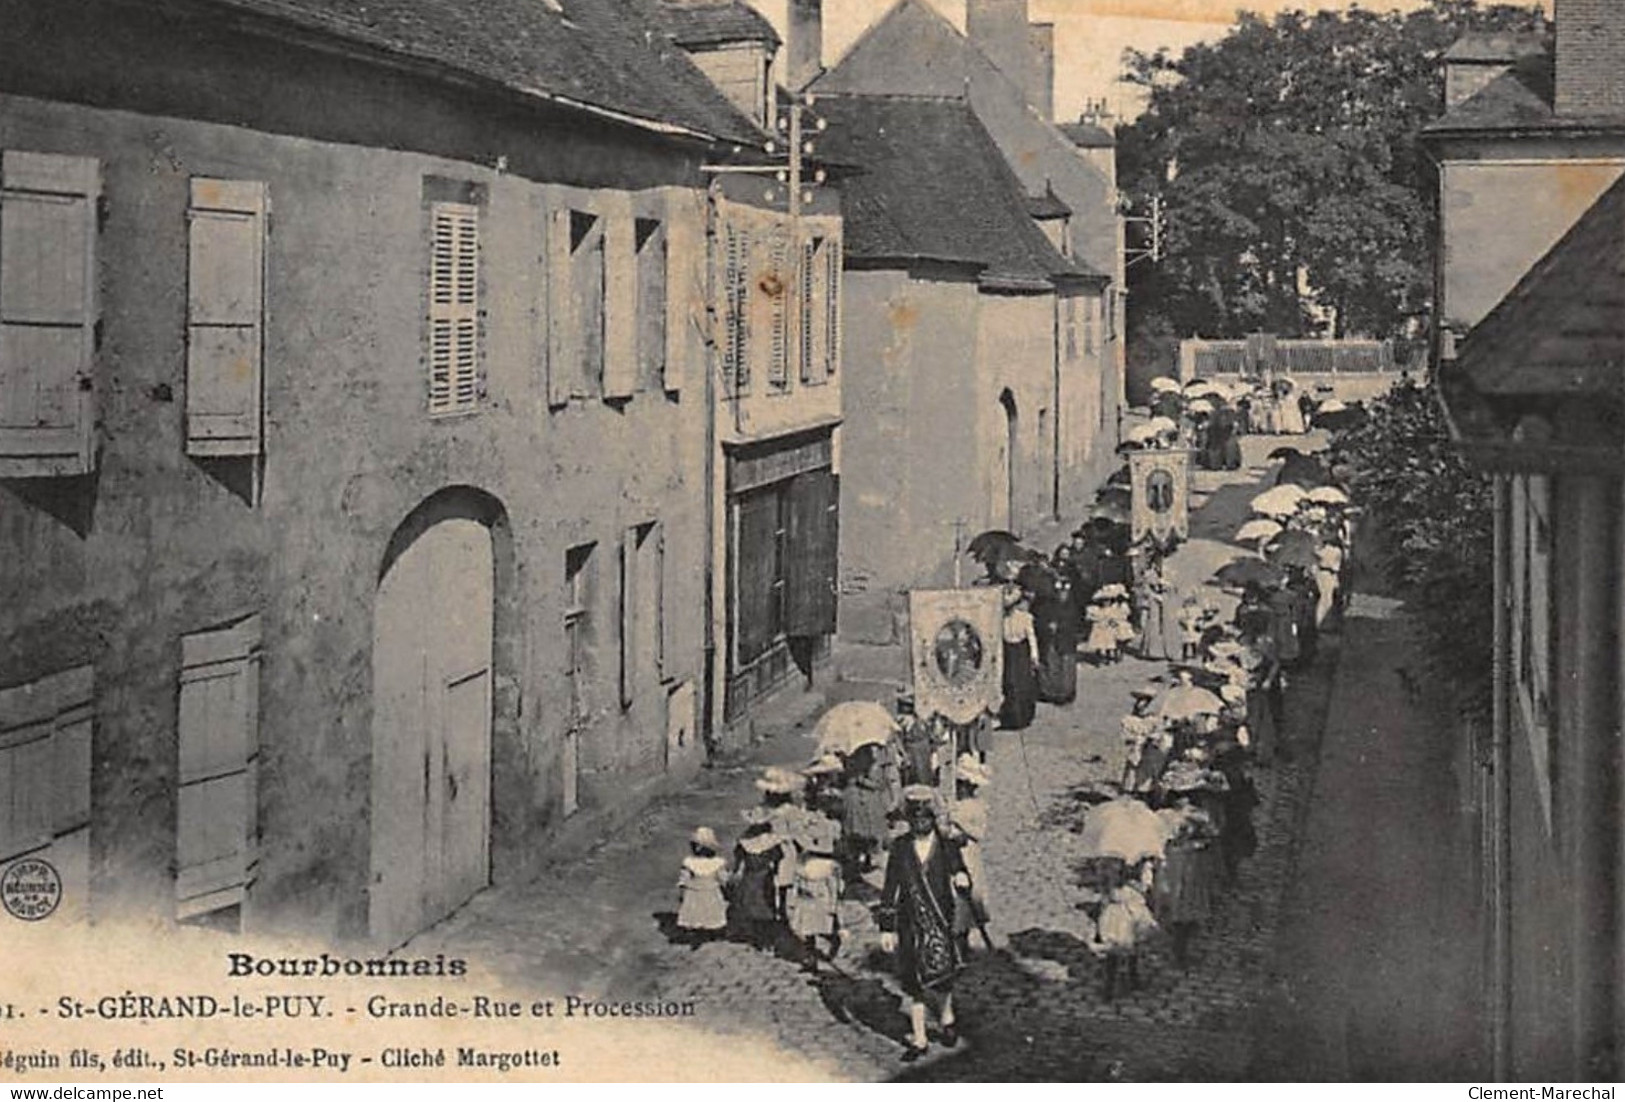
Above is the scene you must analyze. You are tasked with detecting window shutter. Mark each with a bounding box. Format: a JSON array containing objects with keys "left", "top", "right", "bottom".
[
  {"left": 798, "top": 237, "right": 818, "bottom": 384},
  {"left": 569, "top": 212, "right": 606, "bottom": 399},
  {"left": 428, "top": 201, "right": 478, "bottom": 415},
  {"left": 177, "top": 615, "right": 260, "bottom": 920},
  {"left": 735, "top": 491, "right": 781, "bottom": 664},
  {"left": 0, "top": 664, "right": 93, "bottom": 920},
  {"left": 0, "top": 151, "right": 99, "bottom": 477},
  {"left": 635, "top": 218, "right": 667, "bottom": 394},
  {"left": 824, "top": 236, "right": 841, "bottom": 379},
  {"left": 785, "top": 469, "right": 839, "bottom": 636},
  {"left": 762, "top": 229, "right": 790, "bottom": 391},
  {"left": 546, "top": 207, "right": 573, "bottom": 408},
  {"left": 186, "top": 179, "right": 265, "bottom": 457},
  {"left": 661, "top": 193, "right": 690, "bottom": 395},
  {"left": 603, "top": 203, "right": 637, "bottom": 400},
  {"left": 619, "top": 531, "right": 634, "bottom": 709},
  {"left": 656, "top": 524, "right": 669, "bottom": 680},
  {"left": 724, "top": 223, "right": 748, "bottom": 395}
]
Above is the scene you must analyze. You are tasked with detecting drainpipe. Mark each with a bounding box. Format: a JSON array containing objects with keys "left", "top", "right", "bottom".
[
  {"left": 1489, "top": 474, "right": 1511, "bottom": 1079},
  {"left": 702, "top": 179, "right": 721, "bottom": 754}
]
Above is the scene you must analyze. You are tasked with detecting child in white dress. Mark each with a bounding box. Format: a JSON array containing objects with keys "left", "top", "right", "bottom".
[{"left": 676, "top": 827, "right": 729, "bottom": 946}]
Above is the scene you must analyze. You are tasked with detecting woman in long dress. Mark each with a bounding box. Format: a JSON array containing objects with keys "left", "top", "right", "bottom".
[
  {"left": 998, "top": 586, "right": 1040, "bottom": 729},
  {"left": 1034, "top": 569, "right": 1079, "bottom": 704}
]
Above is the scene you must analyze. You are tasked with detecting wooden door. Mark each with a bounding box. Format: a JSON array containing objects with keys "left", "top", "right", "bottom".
[{"left": 370, "top": 517, "right": 493, "bottom": 947}]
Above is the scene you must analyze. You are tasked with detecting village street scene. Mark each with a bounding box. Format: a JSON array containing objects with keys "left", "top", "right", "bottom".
[{"left": 1, "top": 0, "right": 1622, "bottom": 1085}]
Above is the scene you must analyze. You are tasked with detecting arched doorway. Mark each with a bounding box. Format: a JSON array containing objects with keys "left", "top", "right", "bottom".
[
  {"left": 996, "top": 389, "right": 1018, "bottom": 532},
  {"left": 369, "top": 509, "right": 494, "bottom": 948}
]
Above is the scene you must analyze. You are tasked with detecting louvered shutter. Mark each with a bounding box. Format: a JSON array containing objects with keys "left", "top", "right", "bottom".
[
  {"left": 798, "top": 237, "right": 817, "bottom": 384},
  {"left": 176, "top": 615, "right": 260, "bottom": 919},
  {"left": 760, "top": 227, "right": 790, "bottom": 391},
  {"left": 602, "top": 201, "right": 637, "bottom": 399},
  {"left": 656, "top": 524, "right": 669, "bottom": 679},
  {"left": 0, "top": 665, "right": 92, "bottom": 920},
  {"left": 428, "top": 201, "right": 478, "bottom": 414},
  {"left": 0, "top": 151, "right": 99, "bottom": 477},
  {"left": 724, "top": 223, "right": 748, "bottom": 395},
  {"left": 785, "top": 469, "right": 838, "bottom": 636},
  {"left": 546, "top": 207, "right": 573, "bottom": 408},
  {"left": 186, "top": 179, "right": 265, "bottom": 456},
  {"left": 824, "top": 235, "right": 841, "bottom": 379}
]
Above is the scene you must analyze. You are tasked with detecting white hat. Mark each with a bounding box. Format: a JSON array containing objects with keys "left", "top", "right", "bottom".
[
  {"left": 690, "top": 826, "right": 720, "bottom": 851},
  {"left": 957, "top": 754, "right": 991, "bottom": 787}
]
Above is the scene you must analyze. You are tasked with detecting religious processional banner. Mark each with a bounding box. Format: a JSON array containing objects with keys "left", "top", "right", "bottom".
[{"left": 908, "top": 588, "right": 1004, "bottom": 726}]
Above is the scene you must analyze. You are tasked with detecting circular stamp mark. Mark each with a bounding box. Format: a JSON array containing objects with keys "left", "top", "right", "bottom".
[{"left": 2, "top": 857, "right": 62, "bottom": 921}]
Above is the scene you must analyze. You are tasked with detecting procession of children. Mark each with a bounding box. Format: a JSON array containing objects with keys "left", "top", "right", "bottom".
[{"left": 670, "top": 407, "right": 1361, "bottom": 1056}]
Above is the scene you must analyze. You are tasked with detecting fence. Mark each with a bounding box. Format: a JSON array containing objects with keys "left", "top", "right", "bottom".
[{"left": 1179, "top": 336, "right": 1398, "bottom": 381}]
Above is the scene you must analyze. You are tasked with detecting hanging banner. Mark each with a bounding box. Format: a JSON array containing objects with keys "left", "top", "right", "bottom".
[
  {"left": 1130, "top": 448, "right": 1191, "bottom": 547},
  {"left": 908, "top": 588, "right": 1004, "bottom": 725}
]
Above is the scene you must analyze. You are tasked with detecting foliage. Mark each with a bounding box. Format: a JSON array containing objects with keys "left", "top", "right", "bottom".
[
  {"left": 1334, "top": 380, "right": 1494, "bottom": 724},
  {"left": 1117, "top": 0, "right": 1547, "bottom": 344}
]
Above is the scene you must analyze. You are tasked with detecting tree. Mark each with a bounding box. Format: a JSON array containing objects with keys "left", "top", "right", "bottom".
[{"left": 1117, "top": 0, "right": 1547, "bottom": 344}]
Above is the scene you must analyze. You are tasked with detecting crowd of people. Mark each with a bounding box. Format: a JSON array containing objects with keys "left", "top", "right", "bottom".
[{"left": 669, "top": 376, "right": 1365, "bottom": 1058}]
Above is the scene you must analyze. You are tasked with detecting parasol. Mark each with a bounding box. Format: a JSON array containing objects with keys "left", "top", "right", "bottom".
[
  {"left": 1188, "top": 397, "right": 1215, "bottom": 414},
  {"left": 1078, "top": 797, "right": 1169, "bottom": 863},
  {"left": 1147, "top": 416, "right": 1179, "bottom": 437},
  {"left": 1318, "top": 399, "right": 1348, "bottom": 413},
  {"left": 1250, "top": 483, "right": 1309, "bottom": 518},
  {"left": 966, "top": 529, "right": 1022, "bottom": 561},
  {"left": 1277, "top": 452, "right": 1331, "bottom": 488},
  {"left": 1235, "top": 518, "right": 1284, "bottom": 546},
  {"left": 1267, "top": 445, "right": 1307, "bottom": 461},
  {"left": 1150, "top": 376, "right": 1182, "bottom": 394},
  {"left": 1306, "top": 485, "right": 1350, "bottom": 506},
  {"left": 1091, "top": 499, "right": 1131, "bottom": 526},
  {"left": 1182, "top": 376, "right": 1210, "bottom": 391},
  {"left": 1153, "top": 682, "right": 1225, "bottom": 721},
  {"left": 1123, "top": 422, "right": 1159, "bottom": 446},
  {"left": 1266, "top": 529, "right": 1319, "bottom": 569},
  {"left": 813, "top": 701, "right": 899, "bottom": 755},
  {"left": 1213, "top": 557, "right": 1285, "bottom": 589}
]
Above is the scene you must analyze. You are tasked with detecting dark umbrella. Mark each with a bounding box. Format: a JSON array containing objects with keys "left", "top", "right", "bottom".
[
  {"left": 1213, "top": 558, "right": 1286, "bottom": 590},
  {"left": 1107, "top": 465, "right": 1133, "bottom": 488},
  {"left": 1091, "top": 498, "right": 1131, "bottom": 526},
  {"left": 1276, "top": 453, "right": 1330, "bottom": 489},
  {"left": 1315, "top": 406, "right": 1366, "bottom": 432},
  {"left": 967, "top": 529, "right": 1023, "bottom": 562},
  {"left": 1267, "top": 445, "right": 1307, "bottom": 461},
  {"left": 1265, "top": 529, "right": 1319, "bottom": 569}
]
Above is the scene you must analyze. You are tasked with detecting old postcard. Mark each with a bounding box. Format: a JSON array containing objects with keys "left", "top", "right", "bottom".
[{"left": 3, "top": 0, "right": 1619, "bottom": 1086}]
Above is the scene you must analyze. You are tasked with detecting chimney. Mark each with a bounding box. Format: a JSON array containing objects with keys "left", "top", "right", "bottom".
[
  {"left": 967, "top": 0, "right": 1036, "bottom": 104},
  {"left": 1027, "top": 21, "right": 1055, "bottom": 122},
  {"left": 1440, "top": 30, "right": 1550, "bottom": 112},
  {"left": 1556, "top": 0, "right": 1625, "bottom": 116},
  {"left": 787, "top": 0, "right": 823, "bottom": 92}
]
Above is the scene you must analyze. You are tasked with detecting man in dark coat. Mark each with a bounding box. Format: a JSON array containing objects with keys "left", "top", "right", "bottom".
[{"left": 880, "top": 788, "right": 971, "bottom": 1061}]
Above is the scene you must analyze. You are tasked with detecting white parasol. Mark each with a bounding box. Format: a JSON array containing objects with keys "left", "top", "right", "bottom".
[
  {"left": 1235, "top": 518, "right": 1284, "bottom": 546},
  {"left": 1306, "top": 485, "right": 1350, "bottom": 506},
  {"left": 1150, "top": 376, "right": 1182, "bottom": 394},
  {"left": 1147, "top": 416, "right": 1179, "bottom": 437},
  {"left": 1153, "top": 683, "right": 1225, "bottom": 721},
  {"left": 1078, "top": 797, "right": 1169, "bottom": 863},
  {"left": 813, "top": 700, "right": 899, "bottom": 755},
  {"left": 1250, "top": 484, "right": 1309, "bottom": 518}
]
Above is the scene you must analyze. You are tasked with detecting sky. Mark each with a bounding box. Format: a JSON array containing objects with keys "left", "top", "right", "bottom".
[{"left": 814, "top": 0, "right": 1548, "bottom": 122}]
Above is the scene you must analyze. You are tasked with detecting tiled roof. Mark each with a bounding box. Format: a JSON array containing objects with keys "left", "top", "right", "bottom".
[
  {"left": 1058, "top": 120, "right": 1115, "bottom": 148},
  {"left": 1442, "top": 30, "right": 1548, "bottom": 63},
  {"left": 1454, "top": 173, "right": 1625, "bottom": 398},
  {"left": 1426, "top": 47, "right": 1625, "bottom": 134},
  {"left": 202, "top": 0, "right": 763, "bottom": 144},
  {"left": 658, "top": 0, "right": 779, "bottom": 49},
  {"left": 815, "top": 94, "right": 1102, "bottom": 287}
]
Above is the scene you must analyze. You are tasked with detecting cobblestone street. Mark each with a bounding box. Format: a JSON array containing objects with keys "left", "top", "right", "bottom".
[{"left": 411, "top": 435, "right": 1343, "bottom": 1080}]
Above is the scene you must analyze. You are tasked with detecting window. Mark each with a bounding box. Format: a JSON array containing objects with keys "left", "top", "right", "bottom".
[
  {"left": 428, "top": 201, "right": 479, "bottom": 415},
  {"left": 635, "top": 218, "right": 666, "bottom": 394},
  {"left": 0, "top": 151, "right": 99, "bottom": 478},
  {"left": 1106, "top": 287, "right": 1121, "bottom": 342},
  {"left": 823, "top": 236, "right": 841, "bottom": 379},
  {"left": 0, "top": 663, "right": 92, "bottom": 923},
  {"left": 187, "top": 178, "right": 266, "bottom": 458},
  {"left": 176, "top": 615, "right": 260, "bottom": 922},
  {"left": 1511, "top": 475, "right": 1555, "bottom": 828},
  {"left": 1082, "top": 296, "right": 1098, "bottom": 358},
  {"left": 620, "top": 521, "right": 664, "bottom": 708}
]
